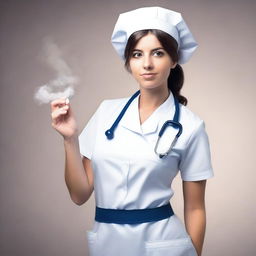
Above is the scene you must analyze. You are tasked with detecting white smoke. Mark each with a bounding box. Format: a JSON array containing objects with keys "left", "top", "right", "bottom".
[{"left": 34, "top": 37, "right": 78, "bottom": 104}]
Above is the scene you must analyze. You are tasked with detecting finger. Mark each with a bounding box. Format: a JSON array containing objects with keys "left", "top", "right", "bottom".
[
  {"left": 50, "top": 98, "right": 66, "bottom": 111},
  {"left": 51, "top": 104, "right": 69, "bottom": 116},
  {"left": 50, "top": 98, "right": 68, "bottom": 111},
  {"left": 51, "top": 108, "right": 68, "bottom": 123}
]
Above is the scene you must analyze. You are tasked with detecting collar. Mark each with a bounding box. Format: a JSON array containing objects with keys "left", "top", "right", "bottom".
[{"left": 120, "top": 91, "right": 175, "bottom": 135}]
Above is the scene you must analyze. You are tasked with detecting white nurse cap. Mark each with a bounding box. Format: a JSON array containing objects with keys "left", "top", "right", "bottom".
[{"left": 111, "top": 6, "right": 198, "bottom": 64}]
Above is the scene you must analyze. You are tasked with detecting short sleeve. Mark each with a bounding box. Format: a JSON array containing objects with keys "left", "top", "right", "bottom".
[
  {"left": 179, "top": 120, "right": 214, "bottom": 181},
  {"left": 78, "top": 101, "right": 104, "bottom": 159}
]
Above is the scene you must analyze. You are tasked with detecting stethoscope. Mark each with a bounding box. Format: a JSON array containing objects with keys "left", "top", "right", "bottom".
[{"left": 105, "top": 90, "right": 183, "bottom": 158}]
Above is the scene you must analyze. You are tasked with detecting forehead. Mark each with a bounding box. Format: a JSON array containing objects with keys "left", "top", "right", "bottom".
[{"left": 133, "top": 33, "right": 163, "bottom": 50}]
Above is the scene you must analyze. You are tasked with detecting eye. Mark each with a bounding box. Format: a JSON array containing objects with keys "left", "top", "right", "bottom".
[
  {"left": 132, "top": 51, "right": 142, "bottom": 58},
  {"left": 153, "top": 50, "right": 164, "bottom": 57}
]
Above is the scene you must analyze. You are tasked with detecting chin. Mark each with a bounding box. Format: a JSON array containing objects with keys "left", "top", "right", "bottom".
[{"left": 139, "top": 81, "right": 164, "bottom": 90}]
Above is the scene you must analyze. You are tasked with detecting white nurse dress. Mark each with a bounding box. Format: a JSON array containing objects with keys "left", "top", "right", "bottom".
[{"left": 78, "top": 91, "right": 214, "bottom": 256}]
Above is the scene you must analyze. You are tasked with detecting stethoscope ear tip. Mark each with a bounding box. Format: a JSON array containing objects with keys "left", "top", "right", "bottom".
[{"left": 105, "top": 129, "right": 114, "bottom": 140}]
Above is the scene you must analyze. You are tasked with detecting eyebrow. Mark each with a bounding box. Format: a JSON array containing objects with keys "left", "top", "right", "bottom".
[{"left": 132, "top": 47, "right": 165, "bottom": 52}]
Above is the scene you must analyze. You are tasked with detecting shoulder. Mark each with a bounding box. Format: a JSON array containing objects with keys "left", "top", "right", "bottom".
[
  {"left": 100, "top": 97, "right": 129, "bottom": 108},
  {"left": 180, "top": 104, "right": 204, "bottom": 128},
  {"left": 96, "top": 97, "right": 129, "bottom": 119},
  {"left": 179, "top": 104, "right": 206, "bottom": 144}
]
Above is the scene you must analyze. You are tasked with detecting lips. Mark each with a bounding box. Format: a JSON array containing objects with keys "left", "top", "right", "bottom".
[{"left": 141, "top": 73, "right": 157, "bottom": 79}]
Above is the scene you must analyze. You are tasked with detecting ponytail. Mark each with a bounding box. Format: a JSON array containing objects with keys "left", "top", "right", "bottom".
[{"left": 168, "top": 64, "right": 187, "bottom": 106}]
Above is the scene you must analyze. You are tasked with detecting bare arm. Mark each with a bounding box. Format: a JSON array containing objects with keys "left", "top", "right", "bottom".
[
  {"left": 183, "top": 180, "right": 207, "bottom": 256},
  {"left": 51, "top": 98, "right": 94, "bottom": 205},
  {"left": 64, "top": 137, "right": 94, "bottom": 205}
]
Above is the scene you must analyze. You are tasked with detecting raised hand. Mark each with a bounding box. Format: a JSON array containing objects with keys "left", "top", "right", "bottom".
[{"left": 50, "top": 98, "right": 78, "bottom": 140}]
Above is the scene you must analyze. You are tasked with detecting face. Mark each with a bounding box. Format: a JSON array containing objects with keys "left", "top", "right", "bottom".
[{"left": 128, "top": 33, "right": 177, "bottom": 91}]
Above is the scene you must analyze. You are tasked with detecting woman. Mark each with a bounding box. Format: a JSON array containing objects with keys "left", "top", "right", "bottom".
[{"left": 51, "top": 7, "right": 213, "bottom": 256}]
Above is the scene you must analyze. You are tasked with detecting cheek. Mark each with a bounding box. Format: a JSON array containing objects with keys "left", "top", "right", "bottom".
[
  {"left": 157, "top": 63, "right": 171, "bottom": 77},
  {"left": 129, "top": 62, "right": 140, "bottom": 76},
  {"left": 161, "top": 60, "right": 172, "bottom": 76},
  {"left": 164, "top": 67, "right": 171, "bottom": 78}
]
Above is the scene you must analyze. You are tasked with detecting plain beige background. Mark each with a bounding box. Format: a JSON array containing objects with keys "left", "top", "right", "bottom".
[{"left": 1, "top": 0, "right": 255, "bottom": 255}]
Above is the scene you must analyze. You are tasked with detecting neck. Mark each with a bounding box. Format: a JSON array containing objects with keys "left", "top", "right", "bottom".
[{"left": 139, "top": 87, "right": 170, "bottom": 111}]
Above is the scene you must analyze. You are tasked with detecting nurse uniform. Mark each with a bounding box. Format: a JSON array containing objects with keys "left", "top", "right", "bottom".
[
  {"left": 78, "top": 6, "right": 214, "bottom": 256},
  {"left": 78, "top": 91, "right": 214, "bottom": 256}
]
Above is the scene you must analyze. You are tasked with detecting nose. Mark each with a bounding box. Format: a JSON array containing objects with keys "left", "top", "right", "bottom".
[{"left": 143, "top": 55, "right": 153, "bottom": 70}]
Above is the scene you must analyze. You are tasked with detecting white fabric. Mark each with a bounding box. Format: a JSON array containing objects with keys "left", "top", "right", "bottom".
[
  {"left": 79, "top": 92, "right": 213, "bottom": 256},
  {"left": 111, "top": 6, "right": 198, "bottom": 64}
]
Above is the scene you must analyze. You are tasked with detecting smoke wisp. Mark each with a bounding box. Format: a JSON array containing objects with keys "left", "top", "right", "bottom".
[{"left": 34, "top": 38, "right": 78, "bottom": 104}]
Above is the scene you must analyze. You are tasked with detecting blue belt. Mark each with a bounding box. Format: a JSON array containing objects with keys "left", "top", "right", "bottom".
[{"left": 95, "top": 202, "right": 174, "bottom": 224}]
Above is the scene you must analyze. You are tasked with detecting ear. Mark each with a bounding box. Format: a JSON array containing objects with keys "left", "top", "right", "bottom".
[{"left": 171, "top": 62, "right": 177, "bottom": 69}]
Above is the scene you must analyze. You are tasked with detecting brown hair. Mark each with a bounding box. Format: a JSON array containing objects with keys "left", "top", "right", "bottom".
[{"left": 124, "top": 29, "right": 187, "bottom": 106}]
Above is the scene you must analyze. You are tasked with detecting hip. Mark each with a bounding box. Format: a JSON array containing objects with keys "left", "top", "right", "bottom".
[{"left": 86, "top": 214, "right": 198, "bottom": 256}]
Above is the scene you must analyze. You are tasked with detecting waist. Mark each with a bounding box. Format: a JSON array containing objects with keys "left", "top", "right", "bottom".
[{"left": 95, "top": 202, "right": 174, "bottom": 224}]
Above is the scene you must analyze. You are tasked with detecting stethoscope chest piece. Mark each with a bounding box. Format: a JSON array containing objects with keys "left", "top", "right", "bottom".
[{"left": 154, "top": 120, "right": 183, "bottom": 159}]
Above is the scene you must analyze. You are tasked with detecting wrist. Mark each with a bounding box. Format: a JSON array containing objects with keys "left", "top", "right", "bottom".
[{"left": 63, "top": 134, "right": 79, "bottom": 145}]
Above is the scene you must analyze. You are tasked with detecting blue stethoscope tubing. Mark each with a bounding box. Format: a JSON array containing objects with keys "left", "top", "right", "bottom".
[{"left": 105, "top": 90, "right": 183, "bottom": 158}]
